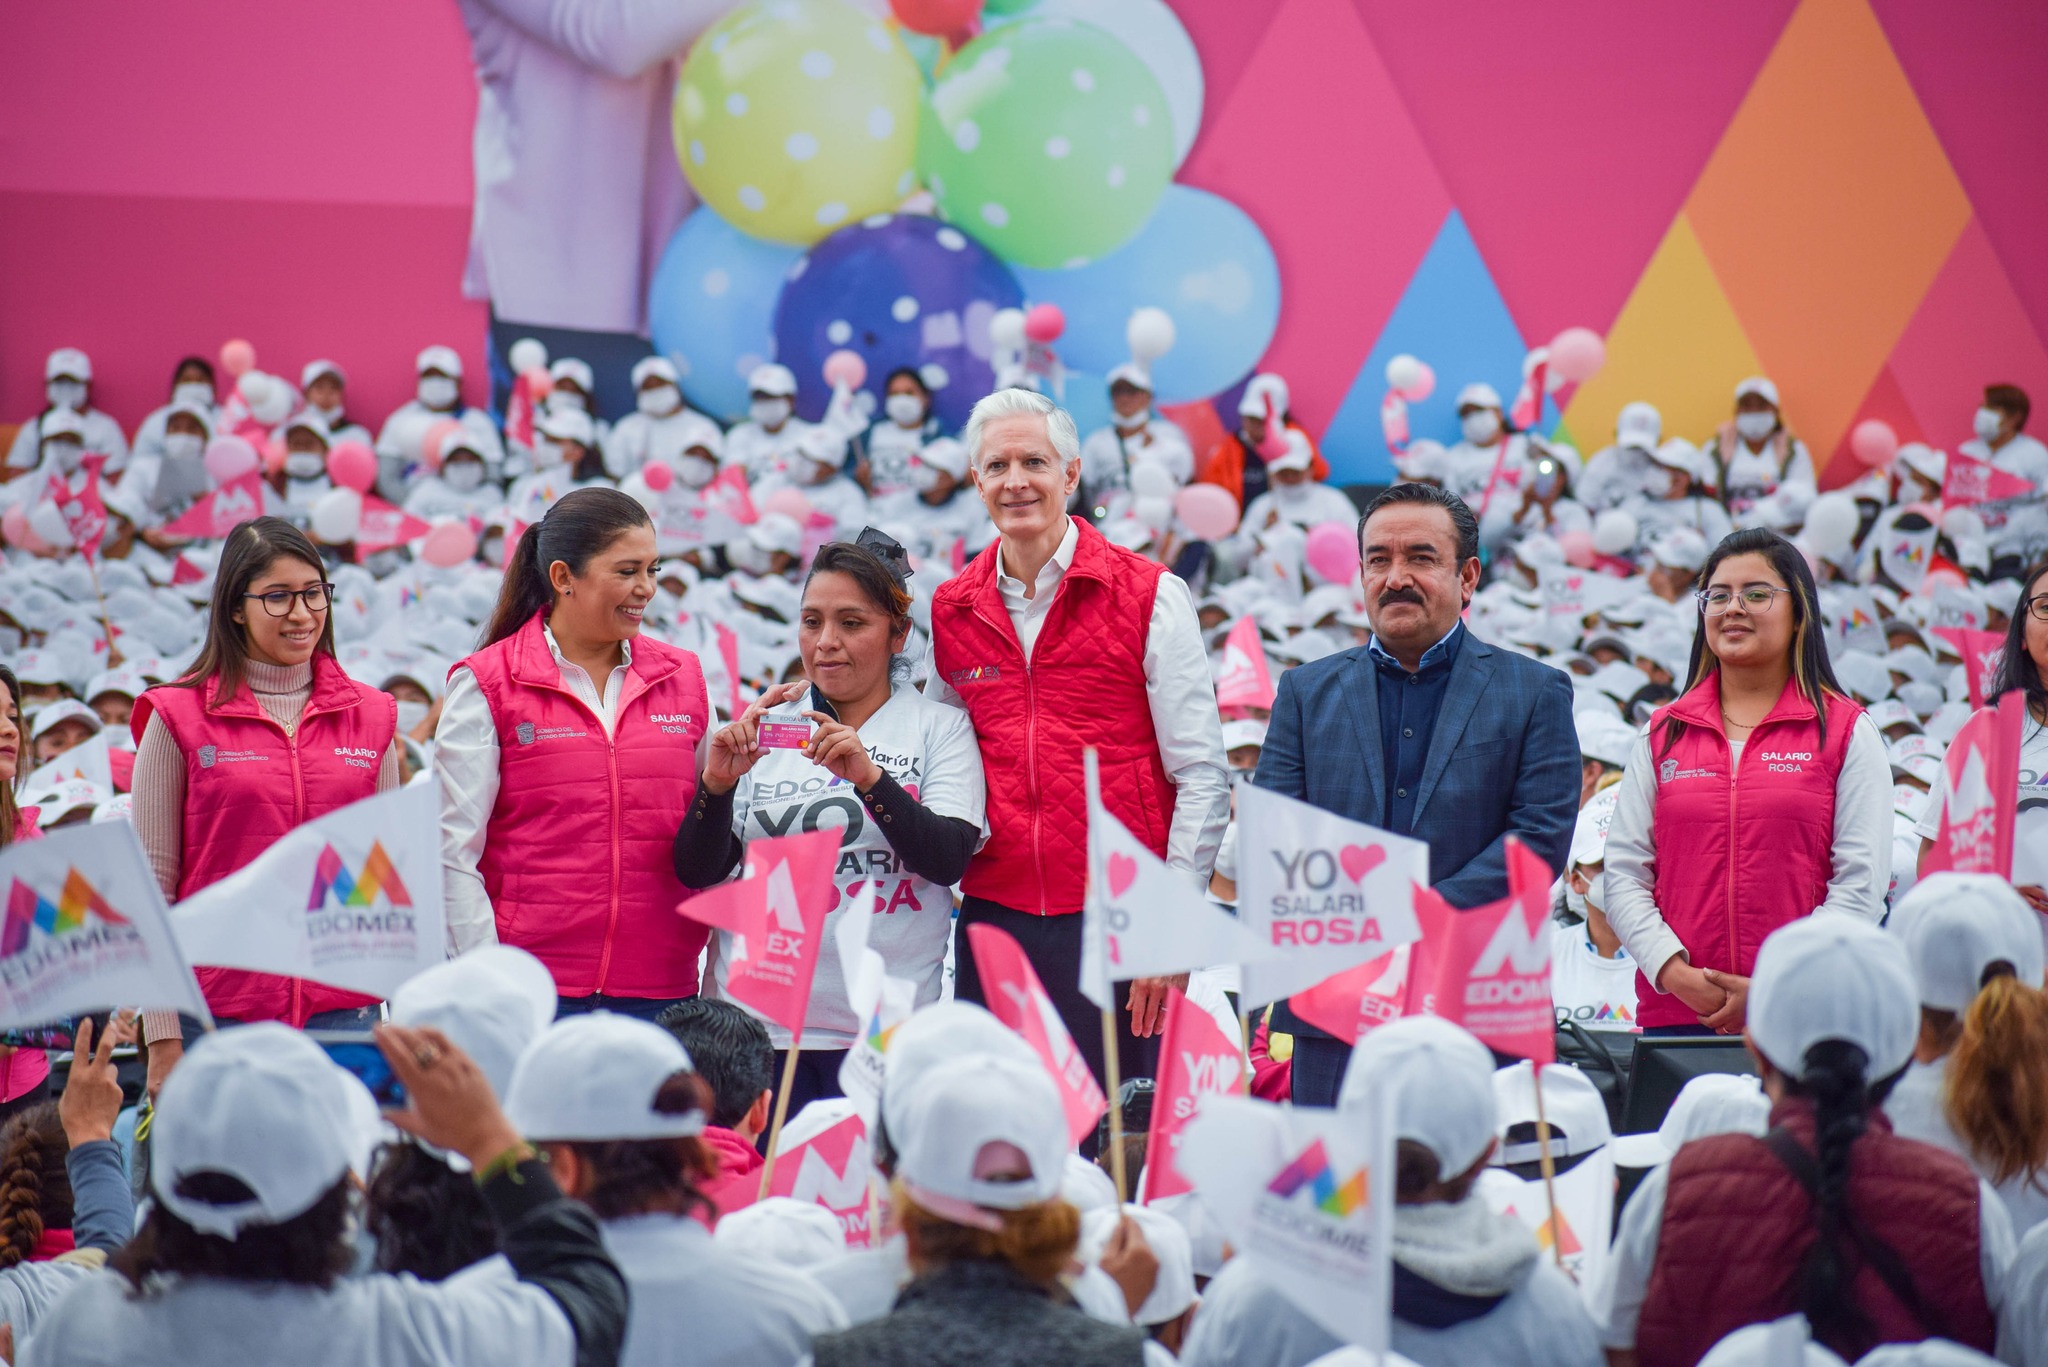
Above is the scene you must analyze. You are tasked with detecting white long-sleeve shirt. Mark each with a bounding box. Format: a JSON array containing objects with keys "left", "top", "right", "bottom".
[
  {"left": 927, "top": 516, "right": 1231, "bottom": 887},
  {"left": 1601, "top": 713, "right": 1892, "bottom": 990}
]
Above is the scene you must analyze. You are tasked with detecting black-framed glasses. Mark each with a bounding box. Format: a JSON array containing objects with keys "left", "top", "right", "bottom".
[
  {"left": 2025, "top": 593, "right": 2048, "bottom": 623},
  {"left": 1695, "top": 585, "right": 1792, "bottom": 617},
  {"left": 244, "top": 584, "right": 334, "bottom": 617}
]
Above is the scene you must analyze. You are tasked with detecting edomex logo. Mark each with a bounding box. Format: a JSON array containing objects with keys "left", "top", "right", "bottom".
[
  {"left": 2, "top": 869, "right": 130, "bottom": 958},
  {"left": 308, "top": 842, "right": 414, "bottom": 913},
  {"left": 1265, "top": 1137, "right": 1367, "bottom": 1217}
]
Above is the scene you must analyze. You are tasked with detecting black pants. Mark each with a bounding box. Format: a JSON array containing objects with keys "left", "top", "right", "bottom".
[{"left": 768, "top": 1048, "right": 851, "bottom": 1151}]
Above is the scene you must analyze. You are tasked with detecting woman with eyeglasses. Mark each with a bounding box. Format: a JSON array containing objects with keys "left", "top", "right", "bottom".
[
  {"left": 1601, "top": 528, "right": 1891, "bottom": 1036},
  {"left": 130, "top": 518, "right": 398, "bottom": 1086}
]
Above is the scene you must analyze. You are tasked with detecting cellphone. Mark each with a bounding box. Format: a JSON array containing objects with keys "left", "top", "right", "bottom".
[
  {"left": 1529, "top": 458, "right": 1561, "bottom": 499},
  {"left": 0, "top": 1020, "right": 75, "bottom": 1050},
  {"left": 309, "top": 1030, "right": 407, "bottom": 1107}
]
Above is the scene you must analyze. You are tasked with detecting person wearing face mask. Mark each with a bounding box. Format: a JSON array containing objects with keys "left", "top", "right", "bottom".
[
  {"left": 646, "top": 432, "right": 730, "bottom": 564},
  {"left": 1197, "top": 372, "right": 1327, "bottom": 511},
  {"left": 1626, "top": 439, "right": 1734, "bottom": 546},
  {"left": 129, "top": 356, "right": 219, "bottom": 470},
  {"left": 1958, "top": 384, "right": 2048, "bottom": 576},
  {"left": 509, "top": 407, "right": 609, "bottom": 520},
  {"left": 758, "top": 427, "right": 868, "bottom": 540},
  {"left": 863, "top": 368, "right": 941, "bottom": 498},
  {"left": 274, "top": 414, "right": 335, "bottom": 523},
  {"left": 375, "top": 345, "right": 506, "bottom": 502},
  {"left": 5, "top": 349, "right": 129, "bottom": 478},
  {"left": 1076, "top": 366, "right": 1193, "bottom": 522},
  {"left": 284, "top": 359, "right": 373, "bottom": 451},
  {"left": 1710, "top": 376, "right": 1815, "bottom": 525},
  {"left": 377, "top": 664, "right": 447, "bottom": 749},
  {"left": 724, "top": 364, "right": 815, "bottom": 484},
  {"left": 1438, "top": 383, "right": 1535, "bottom": 528},
  {"left": 0, "top": 409, "right": 105, "bottom": 552},
  {"left": 1550, "top": 785, "right": 1639, "bottom": 1037},
  {"left": 1491, "top": 441, "right": 1591, "bottom": 553},
  {"left": 117, "top": 403, "right": 216, "bottom": 536},
  {"left": 521, "top": 357, "right": 609, "bottom": 470},
  {"left": 1578, "top": 401, "right": 1665, "bottom": 512},
  {"left": 1240, "top": 430, "right": 1359, "bottom": 534},
  {"left": 606, "top": 356, "right": 721, "bottom": 480},
  {"left": 870, "top": 438, "right": 988, "bottom": 561},
  {"left": 404, "top": 430, "right": 503, "bottom": 522}
]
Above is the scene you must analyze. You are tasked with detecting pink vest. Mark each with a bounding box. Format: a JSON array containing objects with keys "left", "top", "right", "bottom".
[
  {"left": 1640, "top": 675, "right": 1862, "bottom": 1028},
  {"left": 133, "top": 655, "right": 394, "bottom": 1025},
  {"left": 457, "top": 613, "right": 710, "bottom": 998}
]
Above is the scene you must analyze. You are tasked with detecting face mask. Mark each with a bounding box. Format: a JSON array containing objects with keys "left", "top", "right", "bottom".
[
  {"left": 534, "top": 441, "right": 567, "bottom": 470},
  {"left": 418, "top": 376, "right": 459, "bottom": 409},
  {"left": 1114, "top": 409, "right": 1149, "bottom": 432},
  {"left": 751, "top": 398, "right": 792, "bottom": 428},
  {"left": 482, "top": 537, "right": 505, "bottom": 567},
  {"left": 163, "top": 432, "right": 204, "bottom": 463},
  {"left": 395, "top": 700, "right": 430, "bottom": 735},
  {"left": 679, "top": 455, "right": 717, "bottom": 488},
  {"left": 910, "top": 463, "right": 944, "bottom": 493},
  {"left": 1564, "top": 886, "right": 1588, "bottom": 918},
  {"left": 1273, "top": 479, "right": 1312, "bottom": 507},
  {"left": 313, "top": 401, "right": 344, "bottom": 421},
  {"left": 445, "top": 462, "right": 486, "bottom": 492},
  {"left": 173, "top": 382, "right": 214, "bottom": 408},
  {"left": 638, "top": 385, "right": 681, "bottom": 418},
  {"left": 43, "top": 440, "right": 82, "bottom": 473},
  {"left": 1461, "top": 410, "right": 1500, "bottom": 444},
  {"left": 285, "top": 452, "right": 326, "bottom": 479},
  {"left": 546, "top": 390, "right": 586, "bottom": 413},
  {"left": 1735, "top": 411, "right": 1776, "bottom": 443},
  {"left": 885, "top": 393, "right": 925, "bottom": 427},
  {"left": 1974, "top": 407, "right": 2005, "bottom": 443},
  {"left": 287, "top": 474, "right": 330, "bottom": 505},
  {"left": 46, "top": 380, "right": 85, "bottom": 411}
]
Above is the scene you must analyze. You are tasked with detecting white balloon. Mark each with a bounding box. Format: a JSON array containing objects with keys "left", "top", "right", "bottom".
[
  {"left": 1128, "top": 457, "right": 1178, "bottom": 501},
  {"left": 26, "top": 499, "right": 74, "bottom": 550},
  {"left": 310, "top": 487, "right": 364, "bottom": 544},
  {"left": 1132, "top": 495, "right": 1174, "bottom": 533},
  {"left": 1801, "top": 491, "right": 1860, "bottom": 557},
  {"left": 1013, "top": 0, "right": 1204, "bottom": 168},
  {"left": 1940, "top": 505, "right": 1984, "bottom": 543},
  {"left": 988, "top": 308, "right": 1028, "bottom": 351},
  {"left": 241, "top": 371, "right": 294, "bottom": 425},
  {"left": 1385, "top": 354, "right": 1424, "bottom": 393},
  {"left": 618, "top": 472, "right": 661, "bottom": 517},
  {"left": 1592, "top": 509, "right": 1638, "bottom": 556},
  {"left": 1126, "top": 307, "right": 1176, "bottom": 364},
  {"left": 508, "top": 337, "right": 549, "bottom": 374}
]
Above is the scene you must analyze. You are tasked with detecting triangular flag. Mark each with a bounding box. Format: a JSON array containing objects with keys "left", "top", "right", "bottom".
[
  {"left": 161, "top": 471, "right": 268, "bottom": 539},
  {"left": 24, "top": 734, "right": 115, "bottom": 796},
  {"left": 1213, "top": 616, "right": 1276, "bottom": 712},
  {"left": 52, "top": 454, "right": 110, "bottom": 560},
  {"left": 767, "top": 1099, "right": 878, "bottom": 1248},
  {"left": 703, "top": 466, "right": 760, "bottom": 526},
  {"left": 1931, "top": 627, "right": 2006, "bottom": 710},
  {"left": 1922, "top": 691, "right": 2023, "bottom": 878},
  {"left": 1942, "top": 449, "right": 2036, "bottom": 509},
  {"left": 968, "top": 922, "right": 1108, "bottom": 1146},
  {"left": 1287, "top": 945, "right": 1412, "bottom": 1045},
  {"left": 354, "top": 496, "right": 432, "bottom": 557},
  {"left": 676, "top": 826, "right": 840, "bottom": 1033},
  {"left": 1404, "top": 837, "right": 1555, "bottom": 1063},
  {"left": 834, "top": 887, "right": 919, "bottom": 1123},
  {"left": 1142, "top": 987, "right": 1246, "bottom": 1202}
]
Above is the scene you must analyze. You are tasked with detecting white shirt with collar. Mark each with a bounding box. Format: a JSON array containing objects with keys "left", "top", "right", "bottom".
[{"left": 927, "top": 515, "right": 1231, "bottom": 886}]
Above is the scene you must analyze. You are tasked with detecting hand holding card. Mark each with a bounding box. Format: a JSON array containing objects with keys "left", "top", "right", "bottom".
[{"left": 757, "top": 719, "right": 815, "bottom": 750}]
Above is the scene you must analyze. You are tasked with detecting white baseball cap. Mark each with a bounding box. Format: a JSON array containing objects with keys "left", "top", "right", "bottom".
[
  {"left": 416, "top": 345, "right": 463, "bottom": 377},
  {"left": 44, "top": 348, "right": 91, "bottom": 381},
  {"left": 1267, "top": 429, "right": 1315, "bottom": 474},
  {"left": 152, "top": 1023, "right": 376, "bottom": 1238},
  {"left": 1589, "top": 660, "right": 1649, "bottom": 703},
  {"left": 389, "top": 944, "right": 556, "bottom": 1100},
  {"left": 1575, "top": 712, "right": 1636, "bottom": 771},
  {"left": 1856, "top": 1340, "right": 2002, "bottom": 1367},
  {"left": 631, "top": 355, "right": 680, "bottom": 388},
  {"left": 918, "top": 437, "right": 969, "bottom": 480},
  {"left": 1890, "top": 873, "right": 2043, "bottom": 1014},
  {"left": 1221, "top": 718, "right": 1268, "bottom": 754},
  {"left": 1611, "top": 1073, "right": 1768, "bottom": 1167},
  {"left": 1239, "top": 373, "right": 1290, "bottom": 417},
  {"left": 1649, "top": 437, "right": 1703, "bottom": 475},
  {"left": 1455, "top": 382, "right": 1502, "bottom": 412},
  {"left": 748, "top": 363, "right": 799, "bottom": 397},
  {"left": 1894, "top": 442, "right": 1946, "bottom": 485},
  {"left": 1082, "top": 1204, "right": 1195, "bottom": 1326},
  {"left": 1699, "top": 1315, "right": 1845, "bottom": 1367},
  {"left": 1866, "top": 698, "right": 1919, "bottom": 732},
  {"left": 536, "top": 406, "right": 595, "bottom": 446},
  {"left": 1649, "top": 528, "right": 1709, "bottom": 572},
  {"left": 1734, "top": 376, "right": 1780, "bottom": 407},
  {"left": 1892, "top": 753, "right": 1942, "bottom": 787},
  {"left": 1338, "top": 1016, "right": 1497, "bottom": 1177},
  {"left": 893, "top": 1054, "right": 1068, "bottom": 1227},
  {"left": 880, "top": 1001, "right": 1040, "bottom": 1157},
  {"left": 84, "top": 666, "right": 148, "bottom": 705},
  {"left": 1616, "top": 401, "right": 1662, "bottom": 451},
  {"left": 712, "top": 1196, "right": 845, "bottom": 1266},
  {"left": 30, "top": 697, "right": 102, "bottom": 743},
  {"left": 1062, "top": 1153, "right": 1119, "bottom": 1214},
  {"left": 548, "top": 357, "right": 594, "bottom": 393},
  {"left": 300, "top": 359, "right": 346, "bottom": 390},
  {"left": 1106, "top": 362, "right": 1153, "bottom": 392},
  {"left": 1748, "top": 915, "right": 1918, "bottom": 1079},
  {"left": 1568, "top": 784, "right": 1622, "bottom": 868},
  {"left": 39, "top": 408, "right": 86, "bottom": 441},
  {"left": 1491, "top": 1061, "right": 1611, "bottom": 1165},
  {"left": 504, "top": 1013, "right": 707, "bottom": 1142}
]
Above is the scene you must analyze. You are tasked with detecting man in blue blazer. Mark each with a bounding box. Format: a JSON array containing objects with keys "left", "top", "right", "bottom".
[{"left": 1255, "top": 483, "right": 1581, "bottom": 1104}]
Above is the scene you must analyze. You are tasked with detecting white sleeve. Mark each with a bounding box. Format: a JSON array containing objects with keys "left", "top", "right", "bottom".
[
  {"left": 435, "top": 668, "right": 503, "bottom": 954},
  {"left": 1981, "top": 1178, "right": 2016, "bottom": 1316},
  {"left": 2000, "top": 1221, "right": 2048, "bottom": 1367},
  {"left": 1818, "top": 714, "right": 1892, "bottom": 921},
  {"left": 1597, "top": 1162, "right": 1669, "bottom": 1349},
  {"left": 1146, "top": 573, "right": 1231, "bottom": 887},
  {"left": 1600, "top": 731, "right": 1689, "bottom": 989},
  {"left": 917, "top": 703, "right": 990, "bottom": 838},
  {"left": 924, "top": 666, "right": 966, "bottom": 713}
]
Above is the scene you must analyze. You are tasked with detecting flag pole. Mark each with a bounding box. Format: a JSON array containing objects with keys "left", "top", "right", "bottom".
[
  {"left": 757, "top": 1044, "right": 803, "bottom": 1201},
  {"left": 1100, "top": 1006, "right": 1127, "bottom": 1202},
  {"left": 1531, "top": 1066, "right": 1567, "bottom": 1274}
]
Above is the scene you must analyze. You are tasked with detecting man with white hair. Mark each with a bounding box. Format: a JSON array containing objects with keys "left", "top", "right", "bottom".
[{"left": 929, "top": 388, "right": 1230, "bottom": 1096}]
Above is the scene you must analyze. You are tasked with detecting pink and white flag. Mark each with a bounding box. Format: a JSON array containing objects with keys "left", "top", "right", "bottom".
[{"left": 967, "top": 922, "right": 1107, "bottom": 1146}]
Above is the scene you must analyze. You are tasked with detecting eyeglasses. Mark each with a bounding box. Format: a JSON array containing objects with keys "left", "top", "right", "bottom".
[
  {"left": 1695, "top": 586, "right": 1792, "bottom": 617},
  {"left": 244, "top": 584, "right": 334, "bottom": 617},
  {"left": 2026, "top": 593, "right": 2048, "bottom": 623}
]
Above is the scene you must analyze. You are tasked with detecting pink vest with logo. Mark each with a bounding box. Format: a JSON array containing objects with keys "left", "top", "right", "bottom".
[
  {"left": 1640, "top": 675, "right": 1862, "bottom": 1028},
  {"left": 457, "top": 613, "right": 710, "bottom": 998},
  {"left": 133, "top": 655, "right": 394, "bottom": 1025}
]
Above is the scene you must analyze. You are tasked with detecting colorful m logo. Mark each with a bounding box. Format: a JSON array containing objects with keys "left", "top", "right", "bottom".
[
  {"left": 1265, "top": 1137, "right": 1368, "bottom": 1217},
  {"left": 2, "top": 870, "right": 129, "bottom": 957},
  {"left": 307, "top": 843, "right": 414, "bottom": 912}
]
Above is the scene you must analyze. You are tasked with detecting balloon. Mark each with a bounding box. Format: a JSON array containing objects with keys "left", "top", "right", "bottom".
[
  {"left": 1176, "top": 483, "right": 1241, "bottom": 542},
  {"left": 1127, "top": 307, "right": 1175, "bottom": 363},
  {"left": 822, "top": 349, "right": 868, "bottom": 390},
  {"left": 521, "top": 367, "right": 553, "bottom": 400},
  {"left": 26, "top": 501, "right": 72, "bottom": 552},
  {"left": 642, "top": 461, "right": 676, "bottom": 493},
  {"left": 1023, "top": 303, "right": 1064, "bottom": 344},
  {"left": 649, "top": 205, "right": 806, "bottom": 422},
  {"left": 1922, "top": 567, "right": 1967, "bottom": 596},
  {"left": 419, "top": 520, "right": 478, "bottom": 568},
  {"left": 1547, "top": 327, "right": 1606, "bottom": 383},
  {"left": 1802, "top": 491, "right": 1861, "bottom": 557},
  {"left": 1128, "top": 458, "right": 1177, "bottom": 501},
  {"left": 1558, "top": 531, "right": 1596, "bottom": 568},
  {"left": 988, "top": 307, "right": 1028, "bottom": 350},
  {"left": 890, "top": 0, "right": 981, "bottom": 37},
  {"left": 996, "top": 0, "right": 1203, "bottom": 170},
  {"left": 1385, "top": 354, "right": 1434, "bottom": 403},
  {"left": 1851, "top": 419, "right": 1898, "bottom": 468},
  {"left": 1, "top": 506, "right": 31, "bottom": 550},
  {"left": 508, "top": 338, "right": 549, "bottom": 374},
  {"left": 1591, "top": 508, "right": 1638, "bottom": 556},
  {"left": 673, "top": 0, "right": 923, "bottom": 246},
  {"left": 1132, "top": 495, "right": 1173, "bottom": 534},
  {"left": 309, "top": 488, "right": 363, "bottom": 545},
  {"left": 420, "top": 419, "right": 464, "bottom": 472},
  {"left": 327, "top": 440, "right": 378, "bottom": 494},
  {"left": 773, "top": 212, "right": 1023, "bottom": 429},
  {"left": 919, "top": 19, "right": 1175, "bottom": 269},
  {"left": 1012, "top": 186, "right": 1279, "bottom": 404},
  {"left": 240, "top": 372, "right": 293, "bottom": 425},
  {"left": 1940, "top": 505, "right": 1984, "bottom": 543},
  {"left": 1304, "top": 521, "right": 1360, "bottom": 583},
  {"left": 764, "top": 489, "right": 813, "bottom": 523},
  {"left": 219, "top": 339, "right": 256, "bottom": 378},
  {"left": 203, "top": 436, "right": 260, "bottom": 484},
  {"left": 261, "top": 439, "right": 287, "bottom": 477}
]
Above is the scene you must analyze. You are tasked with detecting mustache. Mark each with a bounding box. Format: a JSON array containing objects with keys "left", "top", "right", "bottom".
[{"left": 1376, "top": 587, "right": 1426, "bottom": 608}]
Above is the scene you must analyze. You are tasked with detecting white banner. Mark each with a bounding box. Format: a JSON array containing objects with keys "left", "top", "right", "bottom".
[
  {"left": 171, "top": 781, "right": 447, "bottom": 1000},
  {"left": 24, "top": 734, "right": 115, "bottom": 797},
  {"left": 834, "top": 888, "right": 919, "bottom": 1123},
  {"left": 0, "top": 823, "right": 210, "bottom": 1028}
]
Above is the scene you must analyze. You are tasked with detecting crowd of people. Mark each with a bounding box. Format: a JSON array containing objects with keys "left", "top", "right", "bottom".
[{"left": 0, "top": 337, "right": 2044, "bottom": 1366}]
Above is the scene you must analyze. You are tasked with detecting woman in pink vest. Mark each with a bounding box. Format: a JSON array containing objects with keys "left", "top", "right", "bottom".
[
  {"left": 438, "top": 487, "right": 709, "bottom": 1020},
  {"left": 1603, "top": 528, "right": 1890, "bottom": 1035},
  {"left": 130, "top": 517, "right": 398, "bottom": 1086}
]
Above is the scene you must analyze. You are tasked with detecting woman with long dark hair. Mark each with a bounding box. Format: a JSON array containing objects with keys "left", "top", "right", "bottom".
[
  {"left": 437, "top": 487, "right": 711, "bottom": 1019},
  {"left": 1602, "top": 528, "right": 1891, "bottom": 1035},
  {"left": 0, "top": 667, "right": 33, "bottom": 848}
]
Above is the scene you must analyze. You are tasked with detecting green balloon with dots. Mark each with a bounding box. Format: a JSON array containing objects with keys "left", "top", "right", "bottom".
[{"left": 917, "top": 18, "right": 1175, "bottom": 271}]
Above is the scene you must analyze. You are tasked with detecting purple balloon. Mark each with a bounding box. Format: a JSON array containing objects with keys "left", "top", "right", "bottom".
[{"left": 774, "top": 214, "right": 1023, "bottom": 430}]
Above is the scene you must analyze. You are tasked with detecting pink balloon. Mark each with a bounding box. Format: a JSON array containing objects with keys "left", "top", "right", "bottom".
[
  {"left": 1402, "top": 361, "right": 1435, "bottom": 403},
  {"left": 219, "top": 338, "right": 256, "bottom": 378},
  {"left": 1174, "top": 483, "right": 1240, "bottom": 541},
  {"left": 1023, "top": 303, "right": 1065, "bottom": 344},
  {"left": 1558, "top": 530, "right": 1597, "bottom": 568},
  {"left": 764, "top": 489, "right": 812, "bottom": 522},
  {"left": 419, "top": 520, "right": 479, "bottom": 568},
  {"left": 261, "top": 439, "right": 288, "bottom": 477},
  {"left": 203, "top": 435, "right": 260, "bottom": 484},
  {"left": 641, "top": 461, "right": 675, "bottom": 493},
  {"left": 1851, "top": 419, "right": 1898, "bottom": 468},
  {"left": 1, "top": 506, "right": 30, "bottom": 549},
  {"left": 521, "top": 367, "right": 553, "bottom": 399},
  {"left": 1547, "top": 327, "right": 1606, "bottom": 383},
  {"left": 327, "top": 439, "right": 378, "bottom": 494},
  {"left": 822, "top": 349, "right": 868, "bottom": 390},
  {"left": 1305, "top": 521, "right": 1361, "bottom": 583},
  {"left": 420, "top": 419, "right": 464, "bottom": 471}
]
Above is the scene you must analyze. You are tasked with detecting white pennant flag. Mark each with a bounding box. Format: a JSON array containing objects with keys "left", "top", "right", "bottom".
[
  {"left": 1080, "top": 749, "right": 1274, "bottom": 1012},
  {"left": 834, "top": 887, "right": 920, "bottom": 1122},
  {"left": 24, "top": 733, "right": 116, "bottom": 797},
  {"left": 0, "top": 823, "right": 211, "bottom": 1029},
  {"left": 172, "top": 781, "right": 447, "bottom": 1000},
  {"left": 1234, "top": 785, "right": 1429, "bottom": 1010}
]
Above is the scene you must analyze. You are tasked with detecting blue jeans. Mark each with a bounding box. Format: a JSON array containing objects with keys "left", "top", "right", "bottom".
[{"left": 555, "top": 993, "right": 693, "bottom": 1024}]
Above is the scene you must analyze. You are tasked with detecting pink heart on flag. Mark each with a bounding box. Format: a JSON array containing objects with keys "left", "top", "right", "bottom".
[
  {"left": 1340, "top": 845, "right": 1386, "bottom": 884},
  {"left": 1107, "top": 853, "right": 1138, "bottom": 899}
]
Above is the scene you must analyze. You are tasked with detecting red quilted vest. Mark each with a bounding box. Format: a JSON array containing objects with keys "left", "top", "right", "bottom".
[
  {"left": 1637, "top": 1101, "right": 1995, "bottom": 1366},
  {"left": 1639, "top": 675, "right": 1862, "bottom": 1029},
  {"left": 133, "top": 655, "right": 393, "bottom": 1025},
  {"left": 931, "top": 518, "right": 1174, "bottom": 915},
  {"left": 457, "top": 612, "right": 710, "bottom": 998}
]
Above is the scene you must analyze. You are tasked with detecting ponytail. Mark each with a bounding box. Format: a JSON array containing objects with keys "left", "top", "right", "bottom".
[
  {"left": 0, "top": 1104, "right": 71, "bottom": 1270},
  {"left": 1790, "top": 1039, "right": 1875, "bottom": 1350},
  {"left": 481, "top": 487, "right": 652, "bottom": 648},
  {"left": 1945, "top": 969, "right": 2048, "bottom": 1188},
  {"left": 894, "top": 1178, "right": 1081, "bottom": 1288}
]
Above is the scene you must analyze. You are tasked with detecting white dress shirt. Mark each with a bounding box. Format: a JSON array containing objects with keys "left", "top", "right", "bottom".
[
  {"left": 1602, "top": 714, "right": 1892, "bottom": 990},
  {"left": 928, "top": 515, "right": 1231, "bottom": 886}
]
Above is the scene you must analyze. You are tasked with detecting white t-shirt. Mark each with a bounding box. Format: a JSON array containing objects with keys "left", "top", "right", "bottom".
[
  {"left": 711, "top": 683, "right": 988, "bottom": 1048},
  {"left": 1886, "top": 1056, "right": 2048, "bottom": 1237},
  {"left": 723, "top": 419, "right": 817, "bottom": 483},
  {"left": 863, "top": 419, "right": 933, "bottom": 498},
  {"left": 1549, "top": 921, "right": 1640, "bottom": 1034},
  {"left": 1960, "top": 433, "right": 2048, "bottom": 560}
]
